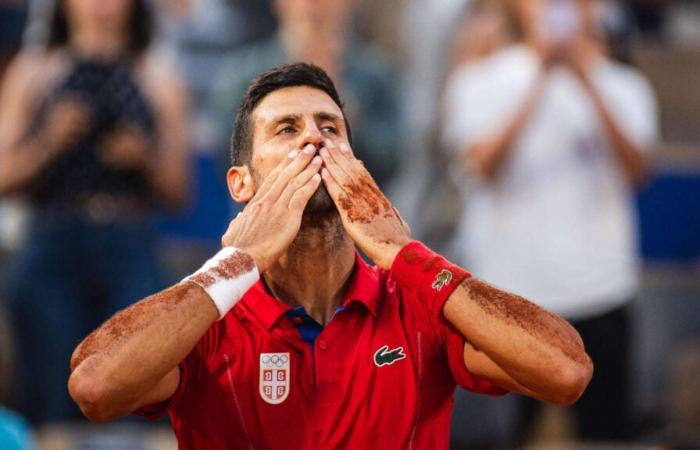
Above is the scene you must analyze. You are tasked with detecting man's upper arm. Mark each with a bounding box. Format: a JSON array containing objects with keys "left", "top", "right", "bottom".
[
  {"left": 463, "top": 341, "right": 541, "bottom": 399},
  {"left": 141, "top": 367, "right": 181, "bottom": 408}
]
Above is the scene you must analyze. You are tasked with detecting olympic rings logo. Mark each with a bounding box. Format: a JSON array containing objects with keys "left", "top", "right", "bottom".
[{"left": 261, "top": 354, "right": 289, "bottom": 367}]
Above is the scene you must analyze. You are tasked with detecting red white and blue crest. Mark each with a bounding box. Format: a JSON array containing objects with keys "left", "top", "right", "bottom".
[{"left": 259, "top": 352, "right": 290, "bottom": 405}]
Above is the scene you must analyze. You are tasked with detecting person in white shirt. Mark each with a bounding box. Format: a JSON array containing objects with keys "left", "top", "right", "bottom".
[{"left": 443, "top": 0, "right": 658, "bottom": 442}]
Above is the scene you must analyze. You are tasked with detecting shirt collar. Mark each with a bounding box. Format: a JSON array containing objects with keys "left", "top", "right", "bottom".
[
  {"left": 342, "top": 251, "right": 381, "bottom": 317},
  {"left": 242, "top": 251, "right": 381, "bottom": 331}
]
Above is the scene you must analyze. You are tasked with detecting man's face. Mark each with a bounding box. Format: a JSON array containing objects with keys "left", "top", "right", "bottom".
[{"left": 248, "top": 86, "right": 350, "bottom": 216}]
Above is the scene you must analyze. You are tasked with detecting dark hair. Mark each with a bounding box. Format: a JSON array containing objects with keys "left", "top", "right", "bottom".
[
  {"left": 230, "top": 62, "right": 353, "bottom": 166},
  {"left": 48, "top": 0, "right": 154, "bottom": 55}
]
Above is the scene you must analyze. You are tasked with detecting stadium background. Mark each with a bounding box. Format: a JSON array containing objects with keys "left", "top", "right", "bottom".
[{"left": 0, "top": 0, "right": 698, "bottom": 449}]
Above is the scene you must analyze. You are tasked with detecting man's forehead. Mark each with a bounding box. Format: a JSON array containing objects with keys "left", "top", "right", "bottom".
[{"left": 253, "top": 86, "right": 343, "bottom": 124}]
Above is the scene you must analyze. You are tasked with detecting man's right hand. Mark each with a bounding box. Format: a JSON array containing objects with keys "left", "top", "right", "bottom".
[{"left": 221, "top": 144, "right": 322, "bottom": 273}]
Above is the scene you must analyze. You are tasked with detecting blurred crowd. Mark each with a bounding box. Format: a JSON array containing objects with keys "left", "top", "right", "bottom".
[{"left": 0, "top": 0, "right": 698, "bottom": 449}]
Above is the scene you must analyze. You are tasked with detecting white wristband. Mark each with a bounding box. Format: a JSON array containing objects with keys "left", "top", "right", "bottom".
[{"left": 183, "top": 247, "right": 260, "bottom": 320}]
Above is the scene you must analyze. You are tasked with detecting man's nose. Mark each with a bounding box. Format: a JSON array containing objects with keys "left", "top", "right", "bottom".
[{"left": 299, "top": 124, "right": 323, "bottom": 150}]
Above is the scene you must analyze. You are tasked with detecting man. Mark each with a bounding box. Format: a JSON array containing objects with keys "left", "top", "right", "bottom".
[
  {"left": 69, "top": 63, "right": 592, "bottom": 449},
  {"left": 206, "top": 0, "right": 399, "bottom": 188},
  {"left": 442, "top": 0, "right": 657, "bottom": 442}
]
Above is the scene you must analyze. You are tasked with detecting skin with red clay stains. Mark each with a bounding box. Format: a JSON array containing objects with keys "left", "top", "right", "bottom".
[
  {"left": 338, "top": 174, "right": 394, "bottom": 224},
  {"left": 189, "top": 252, "right": 256, "bottom": 288},
  {"left": 70, "top": 283, "right": 201, "bottom": 371},
  {"left": 459, "top": 278, "right": 590, "bottom": 365}
]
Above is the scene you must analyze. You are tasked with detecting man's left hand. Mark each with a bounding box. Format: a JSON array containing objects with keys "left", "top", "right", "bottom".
[{"left": 319, "top": 139, "right": 411, "bottom": 270}]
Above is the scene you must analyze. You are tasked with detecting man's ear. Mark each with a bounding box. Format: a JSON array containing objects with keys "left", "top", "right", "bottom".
[{"left": 227, "top": 165, "right": 256, "bottom": 203}]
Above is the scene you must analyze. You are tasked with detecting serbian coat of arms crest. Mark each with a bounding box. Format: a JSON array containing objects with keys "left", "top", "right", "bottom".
[{"left": 259, "top": 352, "right": 290, "bottom": 405}]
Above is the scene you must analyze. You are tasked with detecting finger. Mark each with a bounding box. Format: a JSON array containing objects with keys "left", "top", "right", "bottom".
[
  {"left": 288, "top": 173, "right": 322, "bottom": 211},
  {"left": 254, "top": 146, "right": 303, "bottom": 198},
  {"left": 321, "top": 140, "right": 356, "bottom": 178},
  {"left": 280, "top": 155, "right": 322, "bottom": 205},
  {"left": 319, "top": 145, "right": 352, "bottom": 188},
  {"left": 265, "top": 143, "right": 317, "bottom": 200},
  {"left": 320, "top": 167, "right": 346, "bottom": 204}
]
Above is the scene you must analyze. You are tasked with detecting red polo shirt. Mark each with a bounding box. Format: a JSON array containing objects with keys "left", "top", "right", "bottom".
[{"left": 135, "top": 252, "right": 507, "bottom": 449}]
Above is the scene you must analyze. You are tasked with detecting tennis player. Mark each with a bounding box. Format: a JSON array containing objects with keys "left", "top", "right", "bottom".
[{"left": 68, "top": 63, "right": 592, "bottom": 449}]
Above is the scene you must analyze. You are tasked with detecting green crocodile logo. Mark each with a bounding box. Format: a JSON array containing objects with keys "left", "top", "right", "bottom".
[
  {"left": 432, "top": 269, "right": 453, "bottom": 291},
  {"left": 374, "top": 345, "right": 407, "bottom": 367}
]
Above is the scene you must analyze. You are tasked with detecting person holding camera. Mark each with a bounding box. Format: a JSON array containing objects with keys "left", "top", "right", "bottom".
[{"left": 443, "top": 0, "right": 658, "bottom": 442}]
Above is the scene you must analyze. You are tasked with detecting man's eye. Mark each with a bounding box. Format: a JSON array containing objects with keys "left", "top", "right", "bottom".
[
  {"left": 322, "top": 126, "right": 338, "bottom": 134},
  {"left": 278, "top": 126, "right": 295, "bottom": 135}
]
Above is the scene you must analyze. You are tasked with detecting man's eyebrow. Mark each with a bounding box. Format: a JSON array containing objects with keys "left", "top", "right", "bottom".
[
  {"left": 314, "top": 112, "right": 342, "bottom": 122},
  {"left": 269, "top": 114, "right": 302, "bottom": 126}
]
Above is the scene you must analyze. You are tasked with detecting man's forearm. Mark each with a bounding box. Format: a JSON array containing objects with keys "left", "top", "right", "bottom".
[
  {"left": 388, "top": 241, "right": 592, "bottom": 404},
  {"left": 69, "top": 245, "right": 260, "bottom": 420},
  {"left": 443, "top": 278, "right": 592, "bottom": 403},
  {"left": 68, "top": 282, "right": 218, "bottom": 419}
]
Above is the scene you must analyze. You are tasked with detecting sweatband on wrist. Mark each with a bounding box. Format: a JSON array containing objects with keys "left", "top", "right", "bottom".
[
  {"left": 389, "top": 241, "right": 471, "bottom": 316},
  {"left": 182, "top": 247, "right": 260, "bottom": 320}
]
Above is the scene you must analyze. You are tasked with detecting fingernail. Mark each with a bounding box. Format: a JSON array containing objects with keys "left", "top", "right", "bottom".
[
  {"left": 303, "top": 144, "right": 315, "bottom": 154},
  {"left": 311, "top": 156, "right": 321, "bottom": 165},
  {"left": 312, "top": 173, "right": 321, "bottom": 182},
  {"left": 288, "top": 150, "right": 299, "bottom": 159}
]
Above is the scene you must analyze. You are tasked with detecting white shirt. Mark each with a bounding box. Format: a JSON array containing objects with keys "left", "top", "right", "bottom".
[{"left": 443, "top": 45, "right": 658, "bottom": 320}]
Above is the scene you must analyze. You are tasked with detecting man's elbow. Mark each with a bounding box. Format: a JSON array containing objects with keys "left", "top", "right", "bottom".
[
  {"left": 553, "top": 355, "right": 594, "bottom": 406},
  {"left": 68, "top": 371, "right": 126, "bottom": 422}
]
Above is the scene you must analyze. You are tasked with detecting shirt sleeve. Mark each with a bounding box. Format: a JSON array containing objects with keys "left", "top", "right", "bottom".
[
  {"left": 131, "top": 357, "right": 194, "bottom": 420},
  {"left": 398, "top": 279, "right": 508, "bottom": 396},
  {"left": 440, "top": 315, "right": 509, "bottom": 396},
  {"left": 132, "top": 322, "right": 221, "bottom": 419}
]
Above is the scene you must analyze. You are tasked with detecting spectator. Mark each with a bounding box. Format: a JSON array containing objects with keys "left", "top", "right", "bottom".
[
  {"left": 443, "top": 0, "right": 658, "bottom": 443},
  {"left": 388, "top": 0, "right": 466, "bottom": 239},
  {"left": 156, "top": 0, "right": 276, "bottom": 130},
  {"left": 0, "top": 0, "right": 191, "bottom": 424},
  {"left": 206, "top": 0, "right": 400, "bottom": 189},
  {"left": 0, "top": 0, "right": 28, "bottom": 285},
  {"left": 448, "top": 0, "right": 512, "bottom": 73}
]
